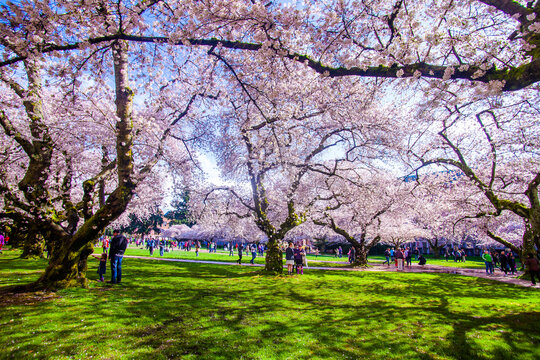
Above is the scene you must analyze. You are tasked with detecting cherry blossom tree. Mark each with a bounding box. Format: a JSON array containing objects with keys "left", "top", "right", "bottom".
[
  {"left": 1, "top": 0, "right": 539, "bottom": 288},
  {"left": 192, "top": 54, "right": 394, "bottom": 272},
  {"left": 379, "top": 209, "right": 432, "bottom": 252},
  {"left": 405, "top": 89, "right": 539, "bottom": 262},
  {"left": 311, "top": 173, "right": 406, "bottom": 265},
  {"left": 0, "top": 3, "right": 214, "bottom": 289}
]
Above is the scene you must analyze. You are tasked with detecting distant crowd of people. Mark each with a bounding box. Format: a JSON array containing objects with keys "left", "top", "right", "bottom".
[
  {"left": 481, "top": 249, "right": 540, "bottom": 287},
  {"left": 381, "top": 247, "right": 426, "bottom": 270},
  {"left": 230, "top": 242, "right": 267, "bottom": 265},
  {"left": 480, "top": 249, "right": 518, "bottom": 276},
  {"left": 93, "top": 234, "right": 540, "bottom": 286},
  {"left": 444, "top": 248, "right": 468, "bottom": 262}
]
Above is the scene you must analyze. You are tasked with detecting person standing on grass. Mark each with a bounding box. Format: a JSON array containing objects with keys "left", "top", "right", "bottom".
[
  {"left": 149, "top": 239, "right": 155, "bottom": 256},
  {"left": 293, "top": 243, "right": 304, "bottom": 274},
  {"left": 109, "top": 229, "right": 128, "bottom": 284},
  {"left": 302, "top": 245, "right": 309, "bottom": 269},
  {"left": 482, "top": 250, "right": 494, "bottom": 275},
  {"left": 508, "top": 253, "right": 516, "bottom": 275},
  {"left": 395, "top": 248, "right": 404, "bottom": 271},
  {"left": 444, "top": 248, "right": 450, "bottom": 262},
  {"left": 499, "top": 250, "right": 509, "bottom": 276},
  {"left": 492, "top": 251, "right": 499, "bottom": 269},
  {"left": 348, "top": 246, "right": 356, "bottom": 264},
  {"left": 524, "top": 253, "right": 540, "bottom": 286},
  {"left": 237, "top": 243, "right": 244, "bottom": 264},
  {"left": 0, "top": 232, "right": 4, "bottom": 254},
  {"left": 195, "top": 241, "right": 200, "bottom": 257},
  {"left": 97, "top": 252, "right": 107, "bottom": 282},
  {"left": 405, "top": 248, "right": 412, "bottom": 268},
  {"left": 229, "top": 243, "right": 234, "bottom": 256},
  {"left": 413, "top": 247, "right": 419, "bottom": 261},
  {"left": 250, "top": 243, "right": 257, "bottom": 264},
  {"left": 285, "top": 242, "right": 295, "bottom": 275},
  {"left": 159, "top": 238, "right": 165, "bottom": 256}
]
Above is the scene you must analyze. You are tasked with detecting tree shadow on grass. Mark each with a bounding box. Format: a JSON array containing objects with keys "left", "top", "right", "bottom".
[
  {"left": 116, "top": 272, "right": 539, "bottom": 359},
  {"left": 1, "top": 258, "right": 538, "bottom": 359}
]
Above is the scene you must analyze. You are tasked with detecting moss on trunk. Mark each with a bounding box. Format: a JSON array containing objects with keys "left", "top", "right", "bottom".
[
  {"left": 352, "top": 249, "right": 369, "bottom": 266},
  {"left": 33, "top": 236, "right": 94, "bottom": 290},
  {"left": 21, "top": 233, "right": 45, "bottom": 259},
  {"left": 264, "top": 238, "right": 283, "bottom": 274}
]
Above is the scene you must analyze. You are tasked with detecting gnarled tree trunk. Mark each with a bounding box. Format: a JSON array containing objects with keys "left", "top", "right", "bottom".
[
  {"left": 352, "top": 246, "right": 369, "bottom": 267},
  {"left": 264, "top": 237, "right": 283, "bottom": 274},
  {"left": 21, "top": 233, "right": 45, "bottom": 259},
  {"left": 30, "top": 41, "right": 136, "bottom": 290},
  {"left": 37, "top": 241, "right": 91, "bottom": 289}
]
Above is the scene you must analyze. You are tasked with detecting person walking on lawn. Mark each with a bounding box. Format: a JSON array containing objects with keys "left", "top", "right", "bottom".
[
  {"left": 382, "top": 248, "right": 391, "bottom": 266},
  {"left": 236, "top": 243, "right": 244, "bottom": 264},
  {"left": 108, "top": 229, "right": 128, "bottom": 284}
]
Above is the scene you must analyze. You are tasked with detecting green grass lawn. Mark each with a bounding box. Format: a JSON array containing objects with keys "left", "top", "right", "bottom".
[
  {"left": 0, "top": 250, "right": 538, "bottom": 360},
  {"left": 369, "top": 255, "right": 485, "bottom": 268},
  {"left": 124, "top": 247, "right": 503, "bottom": 269},
  {"left": 122, "top": 247, "right": 350, "bottom": 268}
]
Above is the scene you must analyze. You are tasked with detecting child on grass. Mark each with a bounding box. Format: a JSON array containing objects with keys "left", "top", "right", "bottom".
[{"left": 97, "top": 252, "right": 107, "bottom": 282}]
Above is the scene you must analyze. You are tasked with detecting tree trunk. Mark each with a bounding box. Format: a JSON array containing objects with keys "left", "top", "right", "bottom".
[
  {"left": 77, "top": 243, "right": 95, "bottom": 276},
  {"left": 35, "top": 236, "right": 94, "bottom": 289},
  {"left": 352, "top": 247, "right": 369, "bottom": 266},
  {"left": 519, "top": 226, "right": 536, "bottom": 270},
  {"left": 264, "top": 237, "right": 283, "bottom": 274},
  {"left": 21, "top": 232, "right": 45, "bottom": 259},
  {"left": 427, "top": 239, "right": 443, "bottom": 258},
  {"left": 431, "top": 246, "right": 443, "bottom": 258}
]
